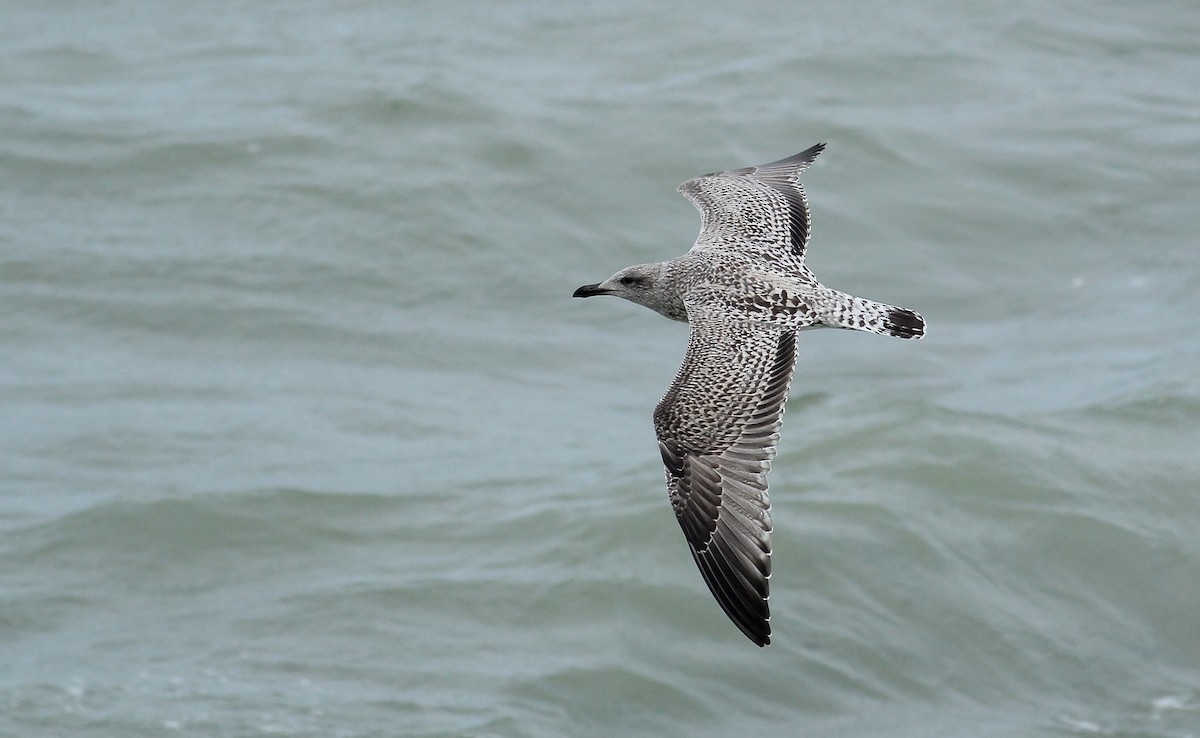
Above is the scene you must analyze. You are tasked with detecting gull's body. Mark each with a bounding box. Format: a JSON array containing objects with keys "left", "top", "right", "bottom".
[{"left": 574, "top": 144, "right": 924, "bottom": 646}]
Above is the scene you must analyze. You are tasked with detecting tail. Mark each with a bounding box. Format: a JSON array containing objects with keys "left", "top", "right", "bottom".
[{"left": 814, "top": 288, "right": 925, "bottom": 339}]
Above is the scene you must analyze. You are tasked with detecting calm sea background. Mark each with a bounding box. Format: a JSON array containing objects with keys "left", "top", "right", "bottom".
[{"left": 2, "top": 2, "right": 1198, "bottom": 736}]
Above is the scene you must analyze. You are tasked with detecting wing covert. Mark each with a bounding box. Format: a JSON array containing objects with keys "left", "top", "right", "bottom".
[
  {"left": 678, "top": 143, "right": 824, "bottom": 274},
  {"left": 653, "top": 309, "right": 799, "bottom": 646}
]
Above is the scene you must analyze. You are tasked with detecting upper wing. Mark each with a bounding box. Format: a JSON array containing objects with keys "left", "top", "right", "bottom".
[
  {"left": 653, "top": 308, "right": 798, "bottom": 646},
  {"left": 678, "top": 143, "right": 825, "bottom": 275}
]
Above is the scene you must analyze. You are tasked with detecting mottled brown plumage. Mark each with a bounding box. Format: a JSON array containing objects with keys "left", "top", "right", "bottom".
[{"left": 574, "top": 144, "right": 925, "bottom": 645}]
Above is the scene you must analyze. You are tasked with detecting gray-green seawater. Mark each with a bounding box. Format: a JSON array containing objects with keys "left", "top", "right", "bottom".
[{"left": 2, "top": 2, "right": 1198, "bottom": 736}]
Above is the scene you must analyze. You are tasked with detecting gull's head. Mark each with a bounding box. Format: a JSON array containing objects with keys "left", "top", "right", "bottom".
[{"left": 573, "top": 262, "right": 686, "bottom": 321}]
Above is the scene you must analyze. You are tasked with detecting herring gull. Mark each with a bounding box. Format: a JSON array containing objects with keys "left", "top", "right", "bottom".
[{"left": 573, "top": 143, "right": 925, "bottom": 646}]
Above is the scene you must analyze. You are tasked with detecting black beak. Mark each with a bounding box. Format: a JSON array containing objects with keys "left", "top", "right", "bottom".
[{"left": 573, "top": 283, "right": 610, "bottom": 298}]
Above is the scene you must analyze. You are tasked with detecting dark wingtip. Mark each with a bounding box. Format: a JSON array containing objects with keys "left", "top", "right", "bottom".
[
  {"left": 737, "top": 616, "right": 771, "bottom": 646},
  {"left": 790, "top": 142, "right": 826, "bottom": 160},
  {"left": 727, "top": 605, "right": 772, "bottom": 647},
  {"left": 758, "top": 142, "right": 826, "bottom": 173},
  {"left": 886, "top": 308, "right": 926, "bottom": 339}
]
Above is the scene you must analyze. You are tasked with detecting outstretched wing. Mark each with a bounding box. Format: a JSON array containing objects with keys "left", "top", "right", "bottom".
[
  {"left": 678, "top": 143, "right": 825, "bottom": 275},
  {"left": 653, "top": 308, "right": 798, "bottom": 646}
]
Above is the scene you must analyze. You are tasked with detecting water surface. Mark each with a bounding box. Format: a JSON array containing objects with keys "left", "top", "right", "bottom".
[{"left": 2, "top": 2, "right": 1199, "bottom": 736}]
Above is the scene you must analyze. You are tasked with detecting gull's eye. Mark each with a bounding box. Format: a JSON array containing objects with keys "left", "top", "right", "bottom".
[{"left": 620, "top": 275, "right": 644, "bottom": 287}]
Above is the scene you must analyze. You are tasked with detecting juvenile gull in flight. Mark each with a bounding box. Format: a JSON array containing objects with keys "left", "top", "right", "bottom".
[{"left": 573, "top": 143, "right": 925, "bottom": 646}]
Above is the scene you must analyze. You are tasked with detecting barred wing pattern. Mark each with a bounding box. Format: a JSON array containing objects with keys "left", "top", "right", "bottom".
[
  {"left": 652, "top": 307, "right": 799, "bottom": 646},
  {"left": 573, "top": 143, "right": 926, "bottom": 645},
  {"left": 678, "top": 143, "right": 825, "bottom": 274}
]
